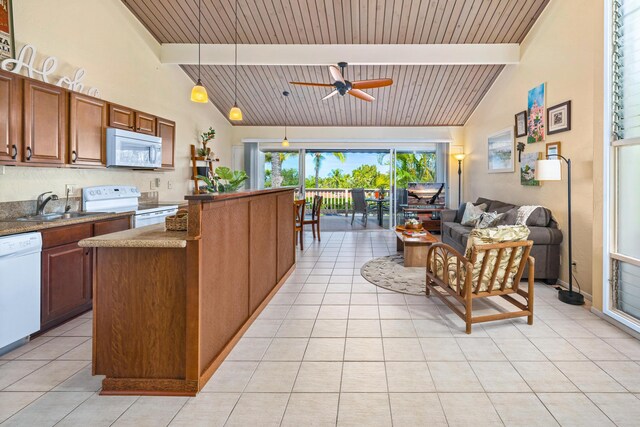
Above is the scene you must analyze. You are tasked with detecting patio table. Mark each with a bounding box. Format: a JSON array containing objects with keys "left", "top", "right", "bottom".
[{"left": 365, "top": 198, "right": 389, "bottom": 227}]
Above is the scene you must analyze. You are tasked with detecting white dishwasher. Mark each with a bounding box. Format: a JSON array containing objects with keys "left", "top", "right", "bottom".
[{"left": 0, "top": 233, "right": 42, "bottom": 355}]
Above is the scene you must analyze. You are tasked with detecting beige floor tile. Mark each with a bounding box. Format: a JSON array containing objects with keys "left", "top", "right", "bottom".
[
  {"left": 470, "top": 361, "right": 532, "bottom": 392},
  {"left": 322, "top": 293, "right": 351, "bottom": 305},
  {"left": 304, "top": 338, "right": 346, "bottom": 361},
  {"left": 412, "top": 319, "right": 453, "bottom": 337},
  {"left": 282, "top": 393, "right": 339, "bottom": 427},
  {"left": 57, "top": 393, "right": 137, "bottom": 427},
  {"left": 57, "top": 339, "right": 92, "bottom": 361},
  {"left": 488, "top": 393, "right": 559, "bottom": 427},
  {"left": 512, "top": 361, "right": 578, "bottom": 392},
  {"left": 225, "top": 392, "right": 289, "bottom": 427},
  {"left": 276, "top": 320, "right": 314, "bottom": 338},
  {"left": 318, "top": 305, "right": 350, "bottom": 319},
  {"left": 385, "top": 362, "right": 435, "bottom": 392},
  {"left": 326, "top": 283, "right": 352, "bottom": 293},
  {"left": 337, "top": 393, "right": 392, "bottom": 427},
  {"left": 380, "top": 320, "right": 417, "bottom": 337},
  {"left": 5, "top": 360, "right": 88, "bottom": 392},
  {"left": 347, "top": 320, "right": 381, "bottom": 337},
  {"left": 457, "top": 338, "right": 507, "bottom": 361},
  {"left": 529, "top": 337, "right": 588, "bottom": 361},
  {"left": 587, "top": 392, "right": 640, "bottom": 427},
  {"left": 1, "top": 391, "right": 92, "bottom": 426},
  {"left": 515, "top": 320, "right": 560, "bottom": 338},
  {"left": 0, "top": 337, "right": 53, "bottom": 360},
  {"left": 244, "top": 361, "right": 300, "bottom": 392},
  {"left": 0, "top": 392, "right": 44, "bottom": 423},
  {"left": 350, "top": 293, "right": 378, "bottom": 305},
  {"left": 244, "top": 319, "right": 282, "bottom": 338},
  {"left": 420, "top": 338, "right": 466, "bottom": 361},
  {"left": 53, "top": 365, "right": 103, "bottom": 392},
  {"left": 408, "top": 304, "right": 443, "bottom": 319},
  {"left": 262, "top": 338, "right": 308, "bottom": 361},
  {"left": 555, "top": 361, "right": 625, "bottom": 392},
  {"left": 42, "top": 317, "right": 90, "bottom": 337},
  {"left": 344, "top": 337, "right": 384, "bottom": 361},
  {"left": 382, "top": 338, "right": 425, "bottom": 361},
  {"left": 348, "top": 305, "right": 380, "bottom": 319},
  {"left": 544, "top": 319, "right": 596, "bottom": 339},
  {"left": 0, "top": 360, "right": 49, "bottom": 390},
  {"left": 596, "top": 361, "right": 640, "bottom": 392},
  {"left": 286, "top": 305, "right": 320, "bottom": 319},
  {"left": 312, "top": 319, "right": 348, "bottom": 337},
  {"left": 201, "top": 361, "right": 258, "bottom": 392},
  {"left": 112, "top": 396, "right": 188, "bottom": 426},
  {"left": 341, "top": 362, "right": 388, "bottom": 392},
  {"left": 378, "top": 305, "right": 412, "bottom": 319},
  {"left": 376, "top": 294, "right": 406, "bottom": 305},
  {"left": 258, "top": 305, "right": 291, "bottom": 320},
  {"left": 293, "top": 361, "right": 343, "bottom": 392},
  {"left": 389, "top": 393, "right": 447, "bottom": 426},
  {"left": 581, "top": 319, "right": 634, "bottom": 338},
  {"left": 227, "top": 337, "right": 272, "bottom": 361},
  {"left": 61, "top": 321, "right": 93, "bottom": 337},
  {"left": 482, "top": 321, "right": 527, "bottom": 339},
  {"left": 567, "top": 337, "right": 628, "bottom": 360},
  {"left": 294, "top": 293, "right": 325, "bottom": 305},
  {"left": 537, "top": 393, "right": 615, "bottom": 427},
  {"left": 18, "top": 337, "right": 88, "bottom": 360},
  {"left": 169, "top": 393, "right": 240, "bottom": 427},
  {"left": 351, "top": 284, "right": 378, "bottom": 294},
  {"left": 604, "top": 338, "right": 640, "bottom": 360},
  {"left": 428, "top": 361, "right": 483, "bottom": 392},
  {"left": 438, "top": 392, "right": 503, "bottom": 427},
  {"left": 493, "top": 338, "right": 547, "bottom": 361}
]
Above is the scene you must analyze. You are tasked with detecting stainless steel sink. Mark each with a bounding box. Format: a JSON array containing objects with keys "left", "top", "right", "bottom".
[{"left": 16, "top": 211, "right": 105, "bottom": 222}]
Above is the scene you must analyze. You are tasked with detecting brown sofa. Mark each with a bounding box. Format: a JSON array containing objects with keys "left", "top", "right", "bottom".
[{"left": 440, "top": 197, "right": 563, "bottom": 284}]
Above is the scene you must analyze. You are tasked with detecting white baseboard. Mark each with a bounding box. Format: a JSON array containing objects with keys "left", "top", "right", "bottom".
[{"left": 554, "top": 279, "right": 593, "bottom": 301}]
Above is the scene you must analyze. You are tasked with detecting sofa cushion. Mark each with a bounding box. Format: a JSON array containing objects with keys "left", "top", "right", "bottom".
[
  {"left": 454, "top": 203, "right": 468, "bottom": 223},
  {"left": 497, "top": 208, "right": 519, "bottom": 226},
  {"left": 527, "top": 226, "right": 564, "bottom": 245},
  {"left": 525, "top": 207, "right": 552, "bottom": 227},
  {"left": 461, "top": 202, "right": 487, "bottom": 226},
  {"left": 477, "top": 212, "right": 505, "bottom": 228},
  {"left": 488, "top": 200, "right": 517, "bottom": 213},
  {"left": 448, "top": 223, "right": 472, "bottom": 243},
  {"left": 475, "top": 197, "right": 493, "bottom": 206}
]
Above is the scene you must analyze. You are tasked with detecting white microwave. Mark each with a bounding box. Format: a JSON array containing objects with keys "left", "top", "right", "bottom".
[{"left": 106, "top": 128, "right": 162, "bottom": 169}]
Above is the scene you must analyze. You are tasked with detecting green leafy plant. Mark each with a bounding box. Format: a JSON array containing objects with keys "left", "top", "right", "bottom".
[
  {"left": 197, "top": 166, "right": 248, "bottom": 193},
  {"left": 197, "top": 127, "right": 216, "bottom": 157}
]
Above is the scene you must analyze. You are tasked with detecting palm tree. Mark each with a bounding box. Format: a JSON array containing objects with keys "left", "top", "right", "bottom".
[
  {"left": 395, "top": 153, "right": 436, "bottom": 187},
  {"left": 265, "top": 152, "right": 294, "bottom": 188},
  {"left": 311, "top": 152, "right": 346, "bottom": 188},
  {"left": 326, "top": 168, "right": 345, "bottom": 188}
]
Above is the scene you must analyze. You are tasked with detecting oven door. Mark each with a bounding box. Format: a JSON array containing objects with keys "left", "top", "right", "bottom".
[{"left": 134, "top": 209, "right": 178, "bottom": 229}]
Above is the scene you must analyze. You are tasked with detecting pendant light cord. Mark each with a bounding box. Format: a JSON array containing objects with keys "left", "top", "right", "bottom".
[
  {"left": 234, "top": 0, "right": 238, "bottom": 105},
  {"left": 198, "top": 0, "right": 202, "bottom": 82},
  {"left": 284, "top": 94, "right": 288, "bottom": 138}
]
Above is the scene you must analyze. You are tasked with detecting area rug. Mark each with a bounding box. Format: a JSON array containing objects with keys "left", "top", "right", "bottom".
[{"left": 360, "top": 255, "right": 426, "bottom": 296}]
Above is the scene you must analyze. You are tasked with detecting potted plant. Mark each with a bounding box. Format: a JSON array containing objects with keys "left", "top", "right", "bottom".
[
  {"left": 197, "top": 166, "right": 248, "bottom": 193},
  {"left": 196, "top": 127, "right": 218, "bottom": 177}
]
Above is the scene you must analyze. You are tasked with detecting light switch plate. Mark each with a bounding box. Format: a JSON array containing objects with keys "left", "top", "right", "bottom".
[{"left": 65, "top": 184, "right": 76, "bottom": 195}]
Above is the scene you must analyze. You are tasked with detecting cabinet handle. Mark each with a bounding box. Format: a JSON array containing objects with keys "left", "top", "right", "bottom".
[
  {"left": 10, "top": 144, "right": 17, "bottom": 159},
  {"left": 72, "top": 150, "right": 77, "bottom": 163},
  {"left": 26, "top": 146, "right": 32, "bottom": 161}
]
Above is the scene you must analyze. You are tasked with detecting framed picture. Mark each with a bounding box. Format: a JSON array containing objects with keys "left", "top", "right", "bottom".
[
  {"left": 0, "top": 0, "right": 15, "bottom": 61},
  {"left": 520, "top": 152, "right": 541, "bottom": 186},
  {"left": 487, "top": 127, "right": 515, "bottom": 173},
  {"left": 545, "top": 141, "right": 561, "bottom": 159},
  {"left": 547, "top": 101, "right": 572, "bottom": 135},
  {"left": 515, "top": 111, "right": 528, "bottom": 137},
  {"left": 527, "top": 83, "right": 546, "bottom": 143}
]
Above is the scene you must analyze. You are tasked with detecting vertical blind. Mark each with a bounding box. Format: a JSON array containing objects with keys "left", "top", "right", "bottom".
[{"left": 611, "top": 0, "right": 640, "bottom": 321}]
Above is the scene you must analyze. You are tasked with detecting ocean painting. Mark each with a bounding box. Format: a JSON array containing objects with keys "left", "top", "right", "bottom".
[
  {"left": 520, "top": 152, "right": 541, "bottom": 186},
  {"left": 487, "top": 128, "right": 514, "bottom": 173},
  {"left": 527, "top": 83, "right": 546, "bottom": 143}
]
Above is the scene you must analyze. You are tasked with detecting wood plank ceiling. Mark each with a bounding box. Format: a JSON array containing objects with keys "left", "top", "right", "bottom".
[{"left": 123, "top": 0, "right": 550, "bottom": 126}]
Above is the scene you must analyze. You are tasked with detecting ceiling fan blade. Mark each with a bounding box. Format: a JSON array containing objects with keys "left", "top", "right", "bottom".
[
  {"left": 289, "top": 81, "right": 335, "bottom": 87},
  {"left": 321, "top": 90, "right": 339, "bottom": 101},
  {"left": 329, "top": 65, "right": 345, "bottom": 83},
  {"left": 351, "top": 78, "right": 393, "bottom": 90},
  {"left": 349, "top": 89, "right": 375, "bottom": 102}
]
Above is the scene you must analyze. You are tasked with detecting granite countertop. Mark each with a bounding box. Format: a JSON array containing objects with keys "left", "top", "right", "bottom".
[
  {"left": 0, "top": 211, "right": 135, "bottom": 238},
  {"left": 79, "top": 223, "right": 188, "bottom": 249},
  {"left": 184, "top": 186, "right": 297, "bottom": 201}
]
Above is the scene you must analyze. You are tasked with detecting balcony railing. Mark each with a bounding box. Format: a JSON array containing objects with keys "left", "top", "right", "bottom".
[{"left": 303, "top": 188, "right": 382, "bottom": 215}]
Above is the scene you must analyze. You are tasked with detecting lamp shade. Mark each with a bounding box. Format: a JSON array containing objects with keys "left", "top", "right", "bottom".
[
  {"left": 228, "top": 105, "right": 243, "bottom": 121},
  {"left": 535, "top": 159, "right": 562, "bottom": 181},
  {"left": 190, "top": 81, "right": 208, "bottom": 103},
  {"left": 281, "top": 137, "right": 289, "bottom": 147},
  {"left": 453, "top": 153, "right": 466, "bottom": 161}
]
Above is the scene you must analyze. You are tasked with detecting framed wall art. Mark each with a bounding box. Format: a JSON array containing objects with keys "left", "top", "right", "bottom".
[
  {"left": 545, "top": 141, "right": 561, "bottom": 158},
  {"left": 487, "top": 127, "right": 515, "bottom": 173},
  {"left": 0, "top": 0, "right": 15, "bottom": 61},
  {"left": 520, "top": 152, "right": 541, "bottom": 186},
  {"left": 547, "top": 101, "right": 572, "bottom": 135},
  {"left": 515, "top": 111, "right": 528, "bottom": 138},
  {"left": 527, "top": 83, "right": 546, "bottom": 143}
]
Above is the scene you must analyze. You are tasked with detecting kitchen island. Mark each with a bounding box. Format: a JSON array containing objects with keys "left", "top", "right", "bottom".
[{"left": 79, "top": 187, "right": 296, "bottom": 396}]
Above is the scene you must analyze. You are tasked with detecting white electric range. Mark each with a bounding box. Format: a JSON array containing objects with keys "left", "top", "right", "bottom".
[{"left": 82, "top": 185, "right": 179, "bottom": 229}]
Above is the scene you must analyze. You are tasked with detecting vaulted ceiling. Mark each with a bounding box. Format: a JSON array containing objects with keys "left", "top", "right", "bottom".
[{"left": 122, "top": 0, "right": 551, "bottom": 126}]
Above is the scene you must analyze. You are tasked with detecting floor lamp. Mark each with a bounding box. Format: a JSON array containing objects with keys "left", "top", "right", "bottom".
[
  {"left": 536, "top": 155, "right": 585, "bottom": 305},
  {"left": 453, "top": 153, "right": 466, "bottom": 207}
]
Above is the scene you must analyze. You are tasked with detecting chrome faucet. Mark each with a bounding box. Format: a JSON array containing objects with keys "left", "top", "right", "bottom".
[{"left": 36, "top": 192, "right": 59, "bottom": 215}]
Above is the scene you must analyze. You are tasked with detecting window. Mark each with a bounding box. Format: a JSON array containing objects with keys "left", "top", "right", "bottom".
[
  {"left": 609, "top": 0, "right": 640, "bottom": 323},
  {"left": 262, "top": 151, "right": 300, "bottom": 188}
]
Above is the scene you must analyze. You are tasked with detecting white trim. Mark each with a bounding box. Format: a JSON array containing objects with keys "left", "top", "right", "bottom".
[
  {"left": 161, "top": 43, "right": 520, "bottom": 66},
  {"left": 603, "top": 0, "right": 614, "bottom": 324},
  {"left": 591, "top": 306, "right": 640, "bottom": 339},
  {"left": 612, "top": 136, "right": 640, "bottom": 147},
  {"left": 610, "top": 252, "right": 640, "bottom": 267}
]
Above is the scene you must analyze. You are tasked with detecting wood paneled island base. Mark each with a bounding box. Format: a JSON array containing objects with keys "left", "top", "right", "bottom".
[{"left": 80, "top": 188, "right": 296, "bottom": 396}]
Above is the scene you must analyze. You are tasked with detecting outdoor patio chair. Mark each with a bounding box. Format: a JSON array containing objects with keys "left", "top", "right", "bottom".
[
  {"left": 425, "top": 225, "right": 535, "bottom": 334},
  {"left": 350, "top": 188, "right": 373, "bottom": 227},
  {"left": 303, "top": 195, "right": 323, "bottom": 241},
  {"left": 294, "top": 199, "right": 306, "bottom": 250}
]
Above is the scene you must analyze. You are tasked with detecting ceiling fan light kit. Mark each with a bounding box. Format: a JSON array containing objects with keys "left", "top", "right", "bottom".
[
  {"left": 228, "top": 0, "right": 243, "bottom": 121},
  {"left": 190, "top": 0, "right": 209, "bottom": 103},
  {"left": 290, "top": 62, "right": 392, "bottom": 103}
]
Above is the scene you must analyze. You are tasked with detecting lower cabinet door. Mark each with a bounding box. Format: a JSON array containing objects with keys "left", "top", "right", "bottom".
[{"left": 41, "top": 242, "right": 92, "bottom": 331}]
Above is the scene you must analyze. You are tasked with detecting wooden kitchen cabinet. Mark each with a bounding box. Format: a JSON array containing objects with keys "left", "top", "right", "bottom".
[
  {"left": 0, "top": 70, "right": 22, "bottom": 164},
  {"left": 135, "top": 111, "right": 156, "bottom": 135},
  {"left": 23, "top": 80, "right": 67, "bottom": 165},
  {"left": 94, "top": 216, "right": 131, "bottom": 236},
  {"left": 69, "top": 93, "right": 107, "bottom": 166},
  {"left": 108, "top": 103, "right": 135, "bottom": 131},
  {"left": 156, "top": 117, "right": 176, "bottom": 169}
]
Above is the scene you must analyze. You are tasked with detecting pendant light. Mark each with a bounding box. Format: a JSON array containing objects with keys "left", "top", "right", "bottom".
[
  {"left": 228, "top": 0, "right": 243, "bottom": 120},
  {"left": 282, "top": 91, "right": 290, "bottom": 147},
  {"left": 190, "top": 0, "right": 209, "bottom": 103}
]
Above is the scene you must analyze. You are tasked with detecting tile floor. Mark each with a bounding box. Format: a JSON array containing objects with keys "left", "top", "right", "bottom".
[{"left": 1, "top": 230, "right": 640, "bottom": 426}]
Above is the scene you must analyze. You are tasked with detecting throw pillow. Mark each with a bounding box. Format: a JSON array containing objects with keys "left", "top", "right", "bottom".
[
  {"left": 476, "top": 212, "right": 505, "bottom": 229},
  {"left": 497, "top": 208, "right": 518, "bottom": 226},
  {"left": 461, "top": 202, "right": 487, "bottom": 227}
]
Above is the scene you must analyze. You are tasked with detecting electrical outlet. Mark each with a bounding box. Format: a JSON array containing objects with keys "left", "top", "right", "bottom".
[
  {"left": 167, "top": 181, "right": 173, "bottom": 190},
  {"left": 65, "top": 184, "right": 76, "bottom": 196}
]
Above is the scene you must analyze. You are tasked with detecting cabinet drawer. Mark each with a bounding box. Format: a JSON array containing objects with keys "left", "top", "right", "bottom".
[
  {"left": 94, "top": 216, "right": 131, "bottom": 236},
  {"left": 42, "top": 223, "right": 92, "bottom": 249}
]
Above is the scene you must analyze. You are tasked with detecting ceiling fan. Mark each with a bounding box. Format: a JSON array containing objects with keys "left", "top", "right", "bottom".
[{"left": 289, "top": 62, "right": 393, "bottom": 102}]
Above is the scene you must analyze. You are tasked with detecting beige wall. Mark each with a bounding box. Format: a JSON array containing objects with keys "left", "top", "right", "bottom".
[
  {"left": 462, "top": 0, "right": 604, "bottom": 304},
  {"left": 0, "top": 0, "right": 232, "bottom": 202}
]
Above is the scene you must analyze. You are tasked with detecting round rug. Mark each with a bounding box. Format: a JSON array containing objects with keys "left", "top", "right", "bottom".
[{"left": 360, "top": 255, "right": 426, "bottom": 295}]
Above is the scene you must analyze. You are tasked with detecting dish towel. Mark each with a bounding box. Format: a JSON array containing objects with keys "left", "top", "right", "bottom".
[{"left": 516, "top": 205, "right": 542, "bottom": 225}]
